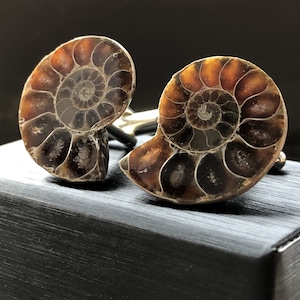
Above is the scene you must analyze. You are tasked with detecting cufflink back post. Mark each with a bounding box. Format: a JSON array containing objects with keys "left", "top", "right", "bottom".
[{"left": 112, "top": 108, "right": 158, "bottom": 136}]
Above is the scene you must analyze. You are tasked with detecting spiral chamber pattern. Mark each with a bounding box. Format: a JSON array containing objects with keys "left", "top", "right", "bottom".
[
  {"left": 119, "top": 56, "right": 287, "bottom": 204},
  {"left": 19, "top": 36, "right": 135, "bottom": 182}
]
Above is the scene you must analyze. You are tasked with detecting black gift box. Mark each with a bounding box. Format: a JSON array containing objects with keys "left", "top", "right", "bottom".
[{"left": 0, "top": 138, "right": 299, "bottom": 300}]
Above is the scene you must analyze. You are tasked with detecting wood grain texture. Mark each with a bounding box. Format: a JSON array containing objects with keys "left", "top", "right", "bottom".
[
  {"left": 0, "top": 138, "right": 299, "bottom": 299},
  {"left": 274, "top": 235, "right": 300, "bottom": 300}
]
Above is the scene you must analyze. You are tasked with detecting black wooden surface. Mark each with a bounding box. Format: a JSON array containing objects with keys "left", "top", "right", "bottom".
[{"left": 0, "top": 137, "right": 299, "bottom": 300}]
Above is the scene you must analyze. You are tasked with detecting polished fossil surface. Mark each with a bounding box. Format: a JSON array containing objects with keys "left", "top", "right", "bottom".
[
  {"left": 119, "top": 56, "right": 288, "bottom": 204},
  {"left": 19, "top": 36, "right": 135, "bottom": 182}
]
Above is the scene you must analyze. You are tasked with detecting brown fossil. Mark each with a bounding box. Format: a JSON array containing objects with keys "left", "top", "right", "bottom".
[
  {"left": 119, "top": 56, "right": 288, "bottom": 204},
  {"left": 19, "top": 36, "right": 135, "bottom": 182}
]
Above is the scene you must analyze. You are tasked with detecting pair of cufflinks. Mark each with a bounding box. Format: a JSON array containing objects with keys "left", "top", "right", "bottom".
[{"left": 18, "top": 35, "right": 288, "bottom": 205}]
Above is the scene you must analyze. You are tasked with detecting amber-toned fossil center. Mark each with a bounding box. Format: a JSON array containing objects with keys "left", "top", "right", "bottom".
[
  {"left": 55, "top": 67, "right": 107, "bottom": 130},
  {"left": 186, "top": 89, "right": 239, "bottom": 132},
  {"left": 66, "top": 68, "right": 105, "bottom": 109},
  {"left": 76, "top": 81, "right": 96, "bottom": 102},
  {"left": 56, "top": 67, "right": 105, "bottom": 110},
  {"left": 197, "top": 102, "right": 218, "bottom": 122}
]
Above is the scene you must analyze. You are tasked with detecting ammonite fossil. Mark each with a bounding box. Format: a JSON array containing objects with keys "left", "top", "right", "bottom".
[
  {"left": 119, "top": 56, "right": 288, "bottom": 205},
  {"left": 19, "top": 36, "right": 135, "bottom": 182}
]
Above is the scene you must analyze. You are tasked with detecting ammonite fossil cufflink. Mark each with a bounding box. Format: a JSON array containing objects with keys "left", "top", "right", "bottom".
[
  {"left": 119, "top": 56, "right": 288, "bottom": 205},
  {"left": 19, "top": 35, "right": 136, "bottom": 182}
]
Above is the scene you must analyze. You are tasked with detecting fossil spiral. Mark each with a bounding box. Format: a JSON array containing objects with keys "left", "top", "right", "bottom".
[
  {"left": 119, "top": 56, "right": 288, "bottom": 204},
  {"left": 19, "top": 36, "right": 135, "bottom": 182}
]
